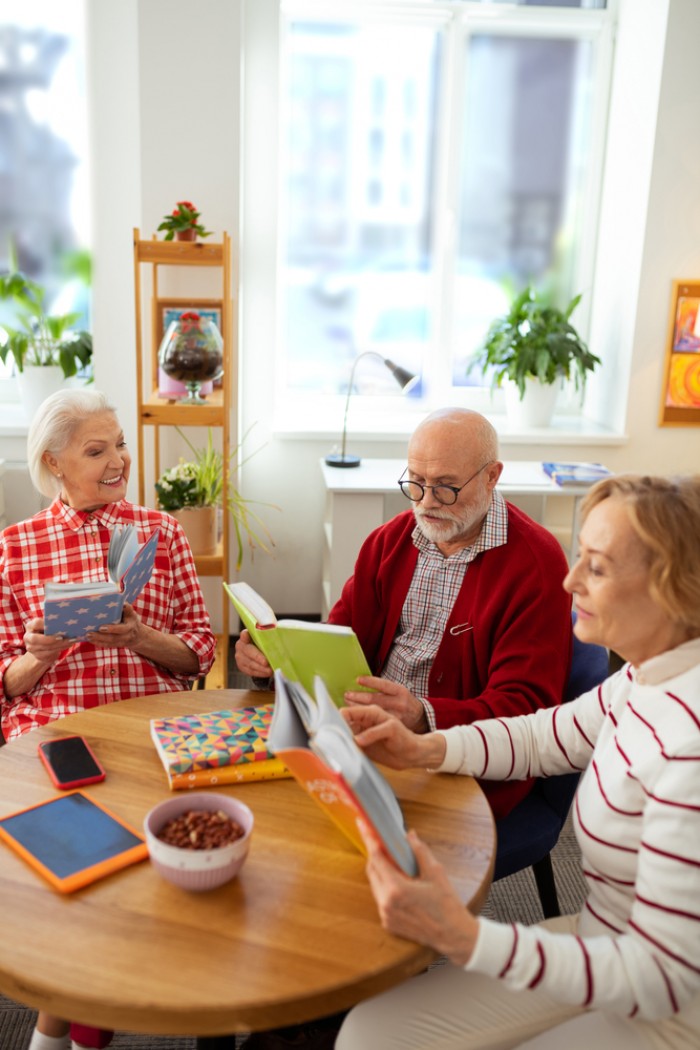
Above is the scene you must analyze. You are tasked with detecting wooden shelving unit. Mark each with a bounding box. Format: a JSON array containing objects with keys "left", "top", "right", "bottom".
[{"left": 133, "top": 228, "right": 235, "bottom": 688}]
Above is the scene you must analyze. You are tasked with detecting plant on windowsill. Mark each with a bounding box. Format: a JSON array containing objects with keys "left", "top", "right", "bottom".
[
  {"left": 157, "top": 201, "right": 213, "bottom": 242},
  {"left": 0, "top": 246, "right": 93, "bottom": 418},
  {"left": 0, "top": 266, "right": 92, "bottom": 377},
  {"left": 467, "top": 285, "right": 601, "bottom": 427},
  {"left": 155, "top": 427, "right": 276, "bottom": 566}
]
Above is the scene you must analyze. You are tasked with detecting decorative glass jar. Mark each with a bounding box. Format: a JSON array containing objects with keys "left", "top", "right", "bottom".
[{"left": 158, "top": 312, "right": 224, "bottom": 404}]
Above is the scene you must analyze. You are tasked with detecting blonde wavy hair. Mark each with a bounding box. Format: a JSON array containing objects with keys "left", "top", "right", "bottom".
[{"left": 580, "top": 474, "right": 700, "bottom": 637}]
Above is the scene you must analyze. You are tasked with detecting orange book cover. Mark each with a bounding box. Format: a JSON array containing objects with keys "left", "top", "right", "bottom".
[
  {"left": 268, "top": 671, "right": 417, "bottom": 876},
  {"left": 275, "top": 746, "right": 367, "bottom": 855}
]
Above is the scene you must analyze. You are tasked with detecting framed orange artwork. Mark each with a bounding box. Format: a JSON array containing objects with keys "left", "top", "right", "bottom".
[{"left": 659, "top": 279, "right": 700, "bottom": 425}]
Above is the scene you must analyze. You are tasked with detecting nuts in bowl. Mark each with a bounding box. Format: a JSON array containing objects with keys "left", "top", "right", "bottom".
[{"left": 144, "top": 792, "right": 253, "bottom": 891}]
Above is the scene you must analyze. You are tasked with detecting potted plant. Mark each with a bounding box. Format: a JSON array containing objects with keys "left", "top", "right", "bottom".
[
  {"left": 0, "top": 254, "right": 93, "bottom": 418},
  {"left": 157, "top": 201, "right": 213, "bottom": 242},
  {"left": 155, "top": 428, "right": 276, "bottom": 566},
  {"left": 468, "top": 285, "right": 601, "bottom": 427}
]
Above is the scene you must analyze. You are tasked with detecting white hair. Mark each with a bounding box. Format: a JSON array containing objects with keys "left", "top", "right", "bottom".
[{"left": 27, "top": 388, "right": 118, "bottom": 498}]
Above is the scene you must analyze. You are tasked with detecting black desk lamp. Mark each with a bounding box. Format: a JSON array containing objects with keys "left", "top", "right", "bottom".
[{"left": 325, "top": 351, "right": 418, "bottom": 468}]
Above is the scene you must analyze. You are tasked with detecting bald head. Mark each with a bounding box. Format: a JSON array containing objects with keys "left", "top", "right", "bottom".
[
  {"left": 404, "top": 409, "right": 502, "bottom": 553},
  {"left": 409, "top": 408, "right": 499, "bottom": 465}
]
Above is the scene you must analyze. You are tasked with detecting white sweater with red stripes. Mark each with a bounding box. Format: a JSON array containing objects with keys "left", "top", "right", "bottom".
[{"left": 438, "top": 648, "right": 700, "bottom": 1028}]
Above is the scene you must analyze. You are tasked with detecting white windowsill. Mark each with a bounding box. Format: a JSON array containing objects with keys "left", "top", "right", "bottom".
[
  {"left": 0, "top": 403, "right": 31, "bottom": 438},
  {"left": 1, "top": 399, "right": 627, "bottom": 449},
  {"left": 274, "top": 403, "right": 627, "bottom": 448}
]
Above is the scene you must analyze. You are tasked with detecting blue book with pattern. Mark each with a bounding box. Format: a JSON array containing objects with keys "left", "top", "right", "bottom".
[{"left": 44, "top": 527, "right": 159, "bottom": 640}]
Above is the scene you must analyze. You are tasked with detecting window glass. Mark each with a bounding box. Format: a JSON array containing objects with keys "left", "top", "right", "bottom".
[
  {"left": 278, "top": 3, "right": 612, "bottom": 411},
  {"left": 282, "top": 21, "right": 438, "bottom": 398},
  {"left": 452, "top": 32, "right": 596, "bottom": 387},
  {"left": 0, "top": 1, "right": 89, "bottom": 378}
]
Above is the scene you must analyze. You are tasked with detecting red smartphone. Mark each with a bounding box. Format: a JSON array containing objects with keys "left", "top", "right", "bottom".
[{"left": 38, "top": 736, "right": 106, "bottom": 791}]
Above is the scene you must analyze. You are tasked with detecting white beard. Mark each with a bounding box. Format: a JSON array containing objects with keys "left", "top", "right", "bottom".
[{"left": 414, "top": 506, "right": 475, "bottom": 545}]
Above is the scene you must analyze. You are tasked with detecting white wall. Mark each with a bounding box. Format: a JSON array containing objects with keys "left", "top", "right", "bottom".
[{"left": 30, "top": 0, "right": 700, "bottom": 619}]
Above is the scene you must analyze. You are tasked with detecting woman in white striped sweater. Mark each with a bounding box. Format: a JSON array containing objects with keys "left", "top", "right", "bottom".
[{"left": 338, "top": 474, "right": 700, "bottom": 1050}]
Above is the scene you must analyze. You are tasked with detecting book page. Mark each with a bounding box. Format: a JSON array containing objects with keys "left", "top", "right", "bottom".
[
  {"left": 311, "top": 724, "right": 416, "bottom": 876},
  {"left": 312, "top": 675, "right": 355, "bottom": 738},
  {"left": 107, "top": 525, "right": 139, "bottom": 583},
  {"left": 225, "top": 580, "right": 276, "bottom": 627},
  {"left": 120, "top": 530, "right": 159, "bottom": 605},
  {"left": 268, "top": 675, "right": 314, "bottom": 751},
  {"left": 277, "top": 621, "right": 356, "bottom": 634},
  {"left": 44, "top": 580, "right": 118, "bottom": 598},
  {"left": 313, "top": 678, "right": 408, "bottom": 830}
]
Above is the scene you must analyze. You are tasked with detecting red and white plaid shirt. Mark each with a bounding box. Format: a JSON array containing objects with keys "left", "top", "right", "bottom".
[{"left": 0, "top": 499, "right": 216, "bottom": 740}]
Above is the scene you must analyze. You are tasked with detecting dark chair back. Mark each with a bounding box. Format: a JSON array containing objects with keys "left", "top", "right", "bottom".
[{"left": 492, "top": 625, "right": 610, "bottom": 917}]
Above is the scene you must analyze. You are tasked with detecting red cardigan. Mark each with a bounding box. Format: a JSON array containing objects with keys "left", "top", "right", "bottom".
[{"left": 328, "top": 504, "right": 573, "bottom": 818}]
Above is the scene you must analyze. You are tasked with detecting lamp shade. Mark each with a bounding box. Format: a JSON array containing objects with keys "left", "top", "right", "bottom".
[
  {"left": 383, "top": 358, "right": 420, "bottom": 393},
  {"left": 325, "top": 351, "right": 418, "bottom": 469}
]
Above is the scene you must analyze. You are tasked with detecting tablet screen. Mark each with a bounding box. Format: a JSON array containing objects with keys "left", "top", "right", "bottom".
[{"left": 0, "top": 791, "right": 148, "bottom": 893}]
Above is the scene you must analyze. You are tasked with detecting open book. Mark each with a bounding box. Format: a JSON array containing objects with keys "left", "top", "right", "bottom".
[
  {"left": 225, "top": 580, "right": 372, "bottom": 707},
  {"left": 268, "top": 670, "right": 417, "bottom": 876},
  {"left": 44, "top": 526, "right": 159, "bottom": 640},
  {"left": 150, "top": 706, "right": 290, "bottom": 789}
]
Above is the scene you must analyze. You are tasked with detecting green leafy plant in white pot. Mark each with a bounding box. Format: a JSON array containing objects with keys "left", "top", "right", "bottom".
[
  {"left": 468, "top": 285, "right": 601, "bottom": 427},
  {"left": 0, "top": 248, "right": 93, "bottom": 420}
]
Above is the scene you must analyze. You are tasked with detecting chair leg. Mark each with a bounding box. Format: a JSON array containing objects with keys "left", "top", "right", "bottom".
[{"left": 532, "top": 853, "right": 561, "bottom": 919}]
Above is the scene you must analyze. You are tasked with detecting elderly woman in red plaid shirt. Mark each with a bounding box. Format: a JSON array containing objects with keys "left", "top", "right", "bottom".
[{"left": 0, "top": 388, "right": 216, "bottom": 1050}]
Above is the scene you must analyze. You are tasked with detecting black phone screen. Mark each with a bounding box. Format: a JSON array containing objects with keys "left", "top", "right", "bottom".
[{"left": 41, "top": 737, "right": 103, "bottom": 783}]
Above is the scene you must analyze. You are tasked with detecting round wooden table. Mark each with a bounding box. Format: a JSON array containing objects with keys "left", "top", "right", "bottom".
[{"left": 0, "top": 689, "right": 495, "bottom": 1039}]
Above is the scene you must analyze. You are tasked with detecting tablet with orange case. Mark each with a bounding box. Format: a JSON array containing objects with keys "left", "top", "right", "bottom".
[{"left": 0, "top": 791, "right": 148, "bottom": 893}]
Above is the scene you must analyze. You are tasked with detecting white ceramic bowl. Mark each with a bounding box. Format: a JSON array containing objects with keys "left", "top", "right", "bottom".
[{"left": 144, "top": 792, "right": 253, "bottom": 892}]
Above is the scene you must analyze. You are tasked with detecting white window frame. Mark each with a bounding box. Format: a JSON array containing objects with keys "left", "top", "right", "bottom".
[{"left": 270, "top": 0, "right": 617, "bottom": 434}]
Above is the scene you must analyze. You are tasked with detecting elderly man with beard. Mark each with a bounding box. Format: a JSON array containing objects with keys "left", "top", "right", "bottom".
[{"left": 235, "top": 408, "right": 572, "bottom": 820}]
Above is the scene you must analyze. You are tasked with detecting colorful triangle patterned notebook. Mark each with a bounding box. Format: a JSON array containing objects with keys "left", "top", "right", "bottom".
[{"left": 150, "top": 706, "right": 290, "bottom": 789}]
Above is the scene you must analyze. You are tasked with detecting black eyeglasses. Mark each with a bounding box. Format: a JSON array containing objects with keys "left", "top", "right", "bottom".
[{"left": 398, "top": 463, "right": 490, "bottom": 506}]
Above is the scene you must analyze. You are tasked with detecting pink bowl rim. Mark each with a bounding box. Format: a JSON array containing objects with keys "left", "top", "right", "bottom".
[{"left": 143, "top": 792, "right": 253, "bottom": 870}]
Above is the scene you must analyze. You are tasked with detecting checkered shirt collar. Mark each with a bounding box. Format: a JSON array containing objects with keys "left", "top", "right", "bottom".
[
  {"left": 49, "top": 497, "right": 130, "bottom": 532},
  {"left": 411, "top": 489, "right": 508, "bottom": 561}
]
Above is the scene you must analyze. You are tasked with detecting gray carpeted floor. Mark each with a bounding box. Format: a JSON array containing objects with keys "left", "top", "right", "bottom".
[
  {"left": 0, "top": 816, "right": 585, "bottom": 1049},
  {"left": 482, "top": 812, "right": 586, "bottom": 925}
]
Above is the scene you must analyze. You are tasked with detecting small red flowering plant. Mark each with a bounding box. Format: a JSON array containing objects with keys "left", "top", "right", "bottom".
[
  {"left": 157, "top": 201, "right": 212, "bottom": 241},
  {"left": 177, "top": 310, "right": 203, "bottom": 332}
]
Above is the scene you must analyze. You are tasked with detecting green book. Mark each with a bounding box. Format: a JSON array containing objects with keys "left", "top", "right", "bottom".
[{"left": 224, "top": 581, "right": 372, "bottom": 707}]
